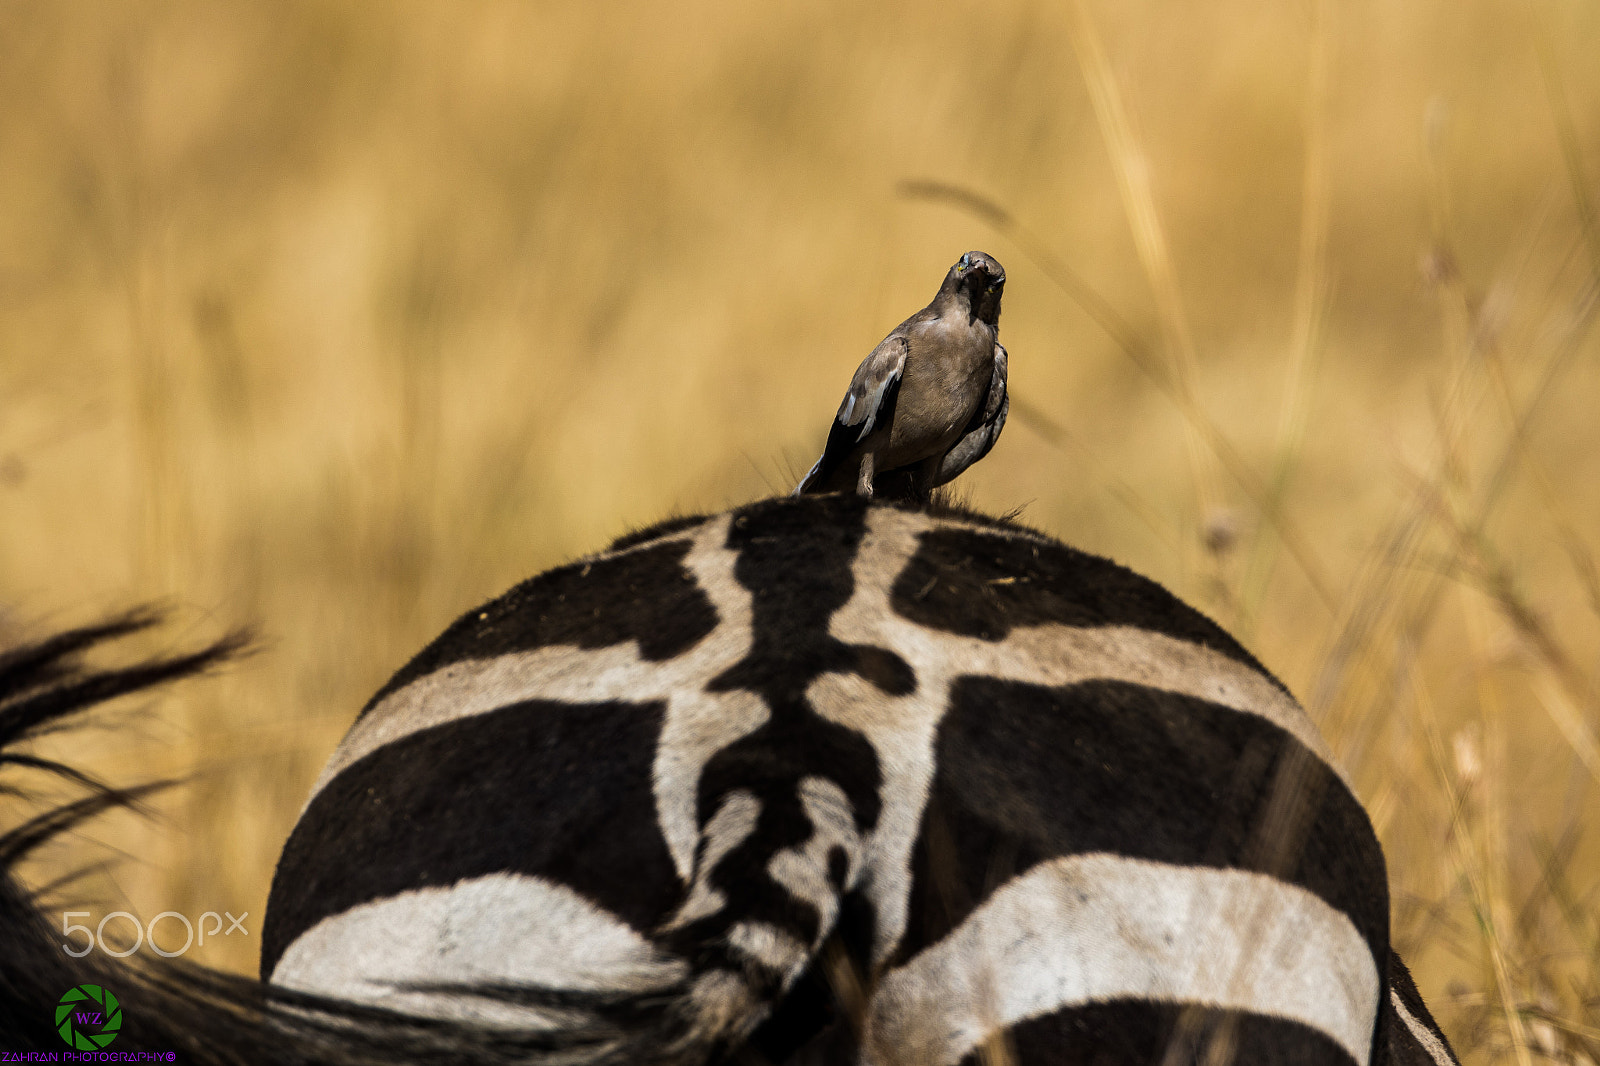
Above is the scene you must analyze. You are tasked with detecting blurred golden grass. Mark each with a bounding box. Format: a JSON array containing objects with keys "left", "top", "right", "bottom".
[{"left": 1, "top": 1, "right": 1597, "bottom": 1060}]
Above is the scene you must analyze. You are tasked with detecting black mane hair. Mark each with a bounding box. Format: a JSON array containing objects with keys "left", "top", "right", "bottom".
[{"left": 0, "top": 613, "right": 662, "bottom": 1064}]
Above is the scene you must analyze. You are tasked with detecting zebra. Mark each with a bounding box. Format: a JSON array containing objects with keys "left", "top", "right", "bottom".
[{"left": 0, "top": 493, "right": 1459, "bottom": 1065}]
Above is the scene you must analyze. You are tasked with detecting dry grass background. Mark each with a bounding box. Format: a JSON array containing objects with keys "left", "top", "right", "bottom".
[{"left": 1, "top": 0, "right": 1597, "bottom": 1060}]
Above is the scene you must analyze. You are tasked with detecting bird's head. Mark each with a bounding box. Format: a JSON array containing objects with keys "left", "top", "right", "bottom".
[{"left": 942, "top": 251, "right": 1006, "bottom": 327}]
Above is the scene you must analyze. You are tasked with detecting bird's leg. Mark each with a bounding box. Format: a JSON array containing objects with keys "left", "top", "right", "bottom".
[
  {"left": 910, "top": 455, "right": 941, "bottom": 503},
  {"left": 856, "top": 451, "right": 876, "bottom": 497}
]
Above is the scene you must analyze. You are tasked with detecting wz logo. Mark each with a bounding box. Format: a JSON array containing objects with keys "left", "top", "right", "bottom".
[
  {"left": 55, "top": 985, "right": 121, "bottom": 1050},
  {"left": 61, "top": 910, "right": 248, "bottom": 958}
]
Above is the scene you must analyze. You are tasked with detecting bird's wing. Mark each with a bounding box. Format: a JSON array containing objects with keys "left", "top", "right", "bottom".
[
  {"left": 932, "top": 342, "right": 1009, "bottom": 487},
  {"left": 794, "top": 334, "right": 909, "bottom": 494},
  {"left": 836, "top": 332, "right": 909, "bottom": 439}
]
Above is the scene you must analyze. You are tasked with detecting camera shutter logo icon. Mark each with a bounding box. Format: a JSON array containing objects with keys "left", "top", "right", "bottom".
[{"left": 55, "top": 984, "right": 122, "bottom": 1050}]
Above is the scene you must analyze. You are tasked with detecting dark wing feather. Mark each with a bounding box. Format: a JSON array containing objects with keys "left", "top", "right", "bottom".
[
  {"left": 794, "top": 335, "right": 909, "bottom": 494},
  {"left": 932, "top": 342, "right": 1009, "bottom": 487}
]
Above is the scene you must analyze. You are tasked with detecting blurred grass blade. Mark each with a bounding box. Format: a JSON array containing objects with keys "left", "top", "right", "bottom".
[
  {"left": 1063, "top": 0, "right": 1220, "bottom": 526},
  {"left": 1528, "top": 672, "right": 1600, "bottom": 790},
  {"left": 1526, "top": 0, "right": 1600, "bottom": 284}
]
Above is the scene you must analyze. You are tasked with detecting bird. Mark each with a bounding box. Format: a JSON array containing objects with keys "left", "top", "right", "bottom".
[{"left": 794, "top": 250, "right": 1009, "bottom": 501}]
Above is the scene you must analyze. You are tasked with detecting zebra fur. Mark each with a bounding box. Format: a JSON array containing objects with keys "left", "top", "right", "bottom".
[
  {"left": 0, "top": 495, "right": 1461, "bottom": 1064},
  {"left": 0, "top": 615, "right": 682, "bottom": 1063}
]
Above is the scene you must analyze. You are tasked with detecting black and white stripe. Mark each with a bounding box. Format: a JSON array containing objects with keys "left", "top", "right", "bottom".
[
  {"left": 0, "top": 494, "right": 1461, "bottom": 1064},
  {"left": 257, "top": 494, "right": 1458, "bottom": 1065}
]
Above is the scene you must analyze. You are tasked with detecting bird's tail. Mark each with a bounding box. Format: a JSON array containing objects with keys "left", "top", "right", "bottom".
[{"left": 792, "top": 454, "right": 824, "bottom": 495}]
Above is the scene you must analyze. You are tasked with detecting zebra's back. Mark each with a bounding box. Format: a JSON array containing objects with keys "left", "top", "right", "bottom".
[{"left": 262, "top": 494, "right": 1459, "bottom": 1066}]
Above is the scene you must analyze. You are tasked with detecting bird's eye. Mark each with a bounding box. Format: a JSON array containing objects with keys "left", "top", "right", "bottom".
[{"left": 958, "top": 254, "right": 970, "bottom": 273}]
